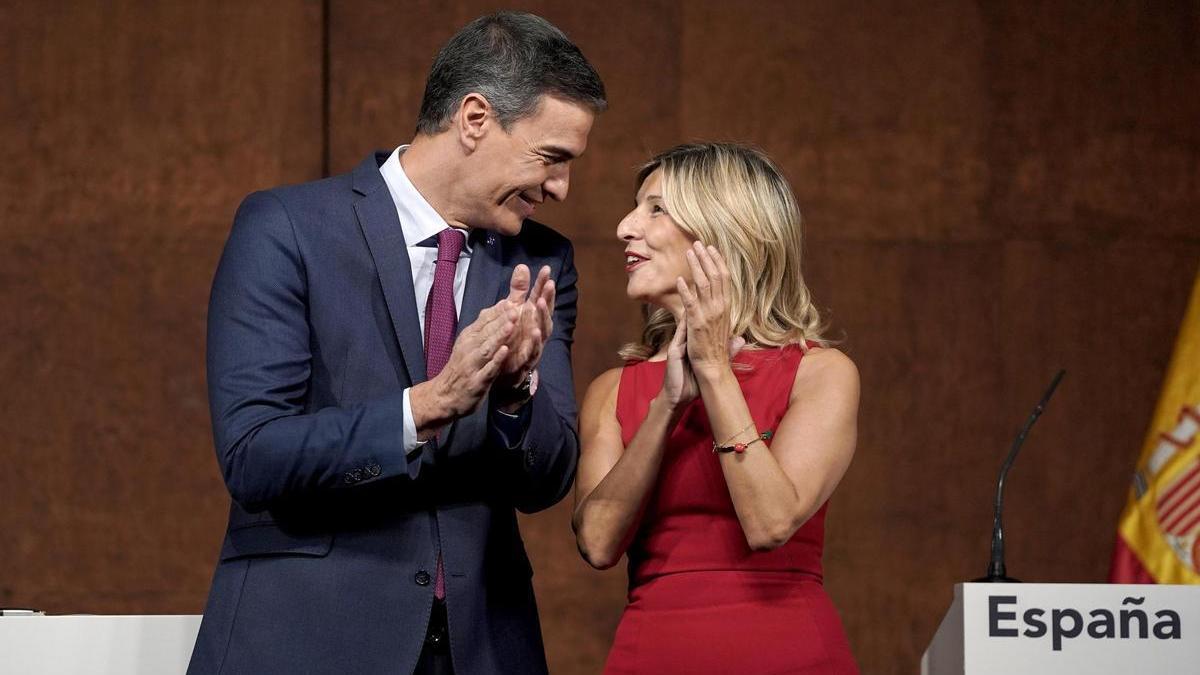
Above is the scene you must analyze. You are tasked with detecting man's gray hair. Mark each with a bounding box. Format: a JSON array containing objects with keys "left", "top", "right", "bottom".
[{"left": 416, "top": 12, "right": 607, "bottom": 135}]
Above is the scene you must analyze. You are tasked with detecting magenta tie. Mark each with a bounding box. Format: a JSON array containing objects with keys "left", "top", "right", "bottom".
[{"left": 424, "top": 227, "right": 465, "bottom": 600}]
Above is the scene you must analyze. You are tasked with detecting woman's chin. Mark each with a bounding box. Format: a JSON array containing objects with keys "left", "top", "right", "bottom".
[{"left": 626, "top": 285, "right": 671, "bottom": 308}]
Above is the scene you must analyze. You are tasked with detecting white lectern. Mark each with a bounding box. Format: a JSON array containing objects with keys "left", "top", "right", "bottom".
[
  {"left": 922, "top": 583, "right": 1200, "bottom": 674},
  {"left": 0, "top": 615, "right": 201, "bottom": 674}
]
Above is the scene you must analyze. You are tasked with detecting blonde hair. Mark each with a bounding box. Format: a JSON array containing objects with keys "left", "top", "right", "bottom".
[{"left": 619, "top": 143, "right": 828, "bottom": 361}]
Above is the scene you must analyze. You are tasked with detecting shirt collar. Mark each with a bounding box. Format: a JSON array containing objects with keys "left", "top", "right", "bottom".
[{"left": 379, "top": 145, "right": 473, "bottom": 253}]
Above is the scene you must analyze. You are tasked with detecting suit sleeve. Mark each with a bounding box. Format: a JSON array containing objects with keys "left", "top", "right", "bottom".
[
  {"left": 487, "top": 241, "right": 581, "bottom": 514},
  {"left": 207, "top": 191, "right": 420, "bottom": 512}
]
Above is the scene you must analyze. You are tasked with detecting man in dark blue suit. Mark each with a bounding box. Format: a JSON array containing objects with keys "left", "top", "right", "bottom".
[{"left": 188, "top": 12, "right": 605, "bottom": 674}]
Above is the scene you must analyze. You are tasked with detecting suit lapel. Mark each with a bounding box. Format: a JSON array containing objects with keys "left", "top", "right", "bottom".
[
  {"left": 352, "top": 152, "right": 427, "bottom": 385},
  {"left": 349, "top": 150, "right": 512, "bottom": 453},
  {"left": 457, "top": 228, "right": 505, "bottom": 336}
]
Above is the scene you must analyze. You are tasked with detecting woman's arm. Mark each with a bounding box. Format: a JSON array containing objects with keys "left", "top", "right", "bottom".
[
  {"left": 572, "top": 323, "right": 696, "bottom": 569},
  {"left": 699, "top": 348, "right": 859, "bottom": 550},
  {"left": 680, "top": 241, "right": 859, "bottom": 550}
]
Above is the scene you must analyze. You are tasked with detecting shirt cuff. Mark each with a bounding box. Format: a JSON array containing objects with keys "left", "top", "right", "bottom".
[
  {"left": 402, "top": 387, "right": 429, "bottom": 455},
  {"left": 491, "top": 401, "right": 532, "bottom": 450}
]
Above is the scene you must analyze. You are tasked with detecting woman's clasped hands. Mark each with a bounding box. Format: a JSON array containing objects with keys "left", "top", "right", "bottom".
[{"left": 660, "top": 241, "right": 747, "bottom": 408}]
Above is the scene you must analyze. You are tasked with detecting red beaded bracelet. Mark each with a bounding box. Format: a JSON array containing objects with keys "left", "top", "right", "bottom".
[{"left": 713, "top": 429, "right": 774, "bottom": 454}]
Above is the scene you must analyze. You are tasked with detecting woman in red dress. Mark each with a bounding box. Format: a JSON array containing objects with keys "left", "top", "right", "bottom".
[{"left": 573, "top": 143, "right": 860, "bottom": 674}]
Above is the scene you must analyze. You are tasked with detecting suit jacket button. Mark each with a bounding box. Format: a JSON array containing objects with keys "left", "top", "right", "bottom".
[
  {"left": 524, "top": 451, "right": 535, "bottom": 468},
  {"left": 367, "top": 463, "right": 382, "bottom": 477},
  {"left": 414, "top": 570, "right": 432, "bottom": 586},
  {"left": 343, "top": 471, "right": 357, "bottom": 484}
]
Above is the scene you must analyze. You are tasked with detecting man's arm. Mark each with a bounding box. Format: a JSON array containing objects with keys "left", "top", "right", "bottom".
[
  {"left": 207, "top": 191, "right": 418, "bottom": 512},
  {"left": 487, "top": 244, "right": 581, "bottom": 513},
  {"left": 210, "top": 192, "right": 517, "bottom": 512}
]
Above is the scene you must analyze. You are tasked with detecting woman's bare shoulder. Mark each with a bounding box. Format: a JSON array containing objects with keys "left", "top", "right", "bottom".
[
  {"left": 582, "top": 366, "right": 625, "bottom": 409},
  {"left": 792, "top": 346, "right": 859, "bottom": 398}
]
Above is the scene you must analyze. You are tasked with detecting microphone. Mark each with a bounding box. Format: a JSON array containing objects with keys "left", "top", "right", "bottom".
[{"left": 974, "top": 370, "right": 1066, "bottom": 583}]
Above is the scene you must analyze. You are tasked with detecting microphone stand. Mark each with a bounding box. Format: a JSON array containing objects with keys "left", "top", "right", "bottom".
[{"left": 974, "top": 370, "right": 1066, "bottom": 583}]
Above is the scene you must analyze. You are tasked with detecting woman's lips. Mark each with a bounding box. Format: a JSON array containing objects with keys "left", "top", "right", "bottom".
[{"left": 624, "top": 253, "right": 649, "bottom": 273}]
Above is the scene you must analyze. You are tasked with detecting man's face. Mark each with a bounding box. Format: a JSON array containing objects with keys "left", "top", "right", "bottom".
[{"left": 464, "top": 95, "right": 595, "bottom": 235}]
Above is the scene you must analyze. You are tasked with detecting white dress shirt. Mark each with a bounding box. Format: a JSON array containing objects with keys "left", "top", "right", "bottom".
[{"left": 379, "top": 146, "right": 472, "bottom": 452}]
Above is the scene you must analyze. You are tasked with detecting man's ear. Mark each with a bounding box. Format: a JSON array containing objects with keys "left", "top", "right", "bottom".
[{"left": 456, "top": 93, "right": 492, "bottom": 152}]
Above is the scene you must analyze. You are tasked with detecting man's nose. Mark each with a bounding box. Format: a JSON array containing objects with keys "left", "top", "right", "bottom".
[{"left": 544, "top": 165, "right": 570, "bottom": 202}]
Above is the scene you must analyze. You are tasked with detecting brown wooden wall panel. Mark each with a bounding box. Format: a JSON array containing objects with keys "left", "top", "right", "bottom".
[
  {"left": 982, "top": 2, "right": 1200, "bottom": 240},
  {"left": 680, "top": 0, "right": 992, "bottom": 243},
  {"left": 0, "top": 1, "right": 323, "bottom": 613}
]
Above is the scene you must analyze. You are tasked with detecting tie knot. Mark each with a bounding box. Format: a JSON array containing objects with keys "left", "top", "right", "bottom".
[{"left": 436, "top": 228, "right": 466, "bottom": 263}]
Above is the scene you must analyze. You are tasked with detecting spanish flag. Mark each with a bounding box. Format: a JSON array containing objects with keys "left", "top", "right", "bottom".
[{"left": 1110, "top": 267, "right": 1200, "bottom": 584}]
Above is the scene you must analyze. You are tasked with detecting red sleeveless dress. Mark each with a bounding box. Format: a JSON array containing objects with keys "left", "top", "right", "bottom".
[{"left": 603, "top": 345, "right": 858, "bottom": 674}]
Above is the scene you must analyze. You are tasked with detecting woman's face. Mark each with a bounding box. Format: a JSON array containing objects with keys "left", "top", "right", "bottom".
[{"left": 616, "top": 168, "right": 697, "bottom": 311}]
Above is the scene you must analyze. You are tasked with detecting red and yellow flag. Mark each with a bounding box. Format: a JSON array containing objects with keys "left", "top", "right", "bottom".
[{"left": 1110, "top": 267, "right": 1200, "bottom": 584}]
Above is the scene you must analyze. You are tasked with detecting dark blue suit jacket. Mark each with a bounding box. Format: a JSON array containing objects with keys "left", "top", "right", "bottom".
[{"left": 188, "top": 151, "right": 580, "bottom": 674}]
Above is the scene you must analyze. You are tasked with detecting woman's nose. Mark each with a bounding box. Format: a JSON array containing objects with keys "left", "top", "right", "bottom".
[{"left": 616, "top": 212, "right": 639, "bottom": 241}]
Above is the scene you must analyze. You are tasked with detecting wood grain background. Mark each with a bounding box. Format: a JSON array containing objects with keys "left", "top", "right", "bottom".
[{"left": 2, "top": 2, "right": 1198, "bottom": 672}]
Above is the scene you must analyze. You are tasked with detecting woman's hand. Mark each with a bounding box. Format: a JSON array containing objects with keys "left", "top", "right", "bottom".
[
  {"left": 659, "top": 317, "right": 699, "bottom": 408},
  {"left": 676, "top": 241, "right": 745, "bottom": 381}
]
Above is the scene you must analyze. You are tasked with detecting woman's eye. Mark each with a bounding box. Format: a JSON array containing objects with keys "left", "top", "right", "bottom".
[{"left": 650, "top": 204, "right": 664, "bottom": 215}]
